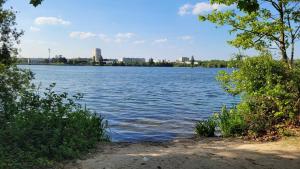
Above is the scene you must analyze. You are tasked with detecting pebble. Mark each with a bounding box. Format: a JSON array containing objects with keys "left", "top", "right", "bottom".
[{"left": 143, "top": 157, "right": 149, "bottom": 161}]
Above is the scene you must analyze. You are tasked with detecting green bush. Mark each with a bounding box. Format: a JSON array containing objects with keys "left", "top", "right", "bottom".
[
  {"left": 0, "top": 2, "right": 109, "bottom": 168},
  {"left": 0, "top": 66, "right": 109, "bottom": 169},
  {"left": 196, "top": 55, "right": 300, "bottom": 138},
  {"left": 217, "top": 55, "right": 300, "bottom": 137},
  {"left": 216, "top": 106, "right": 247, "bottom": 137},
  {"left": 195, "top": 117, "right": 216, "bottom": 137}
]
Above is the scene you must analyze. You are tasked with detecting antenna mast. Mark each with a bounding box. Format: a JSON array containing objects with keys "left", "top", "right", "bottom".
[{"left": 48, "top": 48, "right": 51, "bottom": 63}]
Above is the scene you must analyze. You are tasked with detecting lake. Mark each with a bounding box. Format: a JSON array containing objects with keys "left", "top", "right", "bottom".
[{"left": 20, "top": 65, "right": 239, "bottom": 142}]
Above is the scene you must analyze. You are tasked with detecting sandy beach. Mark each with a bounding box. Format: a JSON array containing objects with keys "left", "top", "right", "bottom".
[{"left": 63, "top": 136, "right": 300, "bottom": 169}]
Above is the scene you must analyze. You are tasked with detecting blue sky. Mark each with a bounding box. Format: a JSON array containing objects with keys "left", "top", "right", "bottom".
[{"left": 6, "top": 0, "right": 299, "bottom": 61}]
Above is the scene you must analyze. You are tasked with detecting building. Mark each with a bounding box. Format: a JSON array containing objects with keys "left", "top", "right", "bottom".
[
  {"left": 120, "top": 57, "right": 146, "bottom": 64},
  {"left": 68, "top": 57, "right": 92, "bottom": 64},
  {"left": 177, "top": 57, "right": 190, "bottom": 63},
  {"left": 103, "top": 59, "right": 118, "bottom": 64},
  {"left": 92, "top": 48, "right": 103, "bottom": 63},
  {"left": 25, "top": 58, "right": 48, "bottom": 65}
]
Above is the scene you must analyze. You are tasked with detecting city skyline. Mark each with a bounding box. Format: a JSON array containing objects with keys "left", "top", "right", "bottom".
[{"left": 8, "top": 0, "right": 300, "bottom": 60}]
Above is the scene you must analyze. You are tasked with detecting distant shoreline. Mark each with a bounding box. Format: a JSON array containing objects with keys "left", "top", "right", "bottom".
[{"left": 17, "top": 63, "right": 231, "bottom": 68}]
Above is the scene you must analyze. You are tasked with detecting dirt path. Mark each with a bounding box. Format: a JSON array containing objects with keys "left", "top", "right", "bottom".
[{"left": 64, "top": 137, "right": 300, "bottom": 169}]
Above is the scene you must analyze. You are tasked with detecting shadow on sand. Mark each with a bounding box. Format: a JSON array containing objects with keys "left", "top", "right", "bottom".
[{"left": 64, "top": 137, "right": 300, "bottom": 169}]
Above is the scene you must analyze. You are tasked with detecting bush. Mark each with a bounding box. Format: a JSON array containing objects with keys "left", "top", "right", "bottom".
[
  {"left": 196, "top": 55, "right": 300, "bottom": 138},
  {"left": 0, "top": 66, "right": 109, "bottom": 169},
  {"left": 216, "top": 55, "right": 300, "bottom": 138},
  {"left": 195, "top": 117, "right": 216, "bottom": 137},
  {"left": 0, "top": 1, "right": 108, "bottom": 168},
  {"left": 216, "top": 106, "right": 247, "bottom": 137}
]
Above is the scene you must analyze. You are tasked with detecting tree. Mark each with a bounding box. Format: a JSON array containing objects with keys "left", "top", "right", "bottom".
[
  {"left": 29, "top": 0, "right": 44, "bottom": 7},
  {"left": 0, "top": 1, "right": 110, "bottom": 168},
  {"left": 0, "top": 0, "right": 43, "bottom": 66},
  {"left": 199, "top": 0, "right": 300, "bottom": 65},
  {"left": 0, "top": 1, "right": 22, "bottom": 66},
  {"left": 191, "top": 56, "right": 195, "bottom": 67},
  {"left": 52, "top": 55, "right": 67, "bottom": 64},
  {"left": 148, "top": 58, "right": 154, "bottom": 66}
]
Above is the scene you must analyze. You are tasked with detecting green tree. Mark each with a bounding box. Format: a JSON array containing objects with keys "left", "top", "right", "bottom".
[
  {"left": 217, "top": 55, "right": 300, "bottom": 137},
  {"left": 0, "top": 1, "right": 109, "bottom": 168},
  {"left": 0, "top": 0, "right": 43, "bottom": 66},
  {"left": 0, "top": 1, "right": 22, "bottom": 66},
  {"left": 191, "top": 56, "right": 195, "bottom": 67},
  {"left": 29, "top": 0, "right": 44, "bottom": 7},
  {"left": 199, "top": 0, "right": 300, "bottom": 65},
  {"left": 148, "top": 58, "right": 154, "bottom": 66}
]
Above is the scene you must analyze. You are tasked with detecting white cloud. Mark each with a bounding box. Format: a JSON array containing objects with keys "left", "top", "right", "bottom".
[
  {"left": 133, "top": 40, "right": 145, "bottom": 44},
  {"left": 98, "top": 34, "right": 111, "bottom": 42},
  {"left": 178, "top": 4, "right": 193, "bottom": 16},
  {"left": 154, "top": 38, "right": 168, "bottom": 43},
  {"left": 192, "top": 2, "right": 227, "bottom": 15},
  {"left": 69, "top": 31, "right": 137, "bottom": 43},
  {"left": 30, "top": 26, "right": 40, "bottom": 32},
  {"left": 114, "top": 32, "right": 135, "bottom": 43},
  {"left": 69, "top": 32, "right": 97, "bottom": 39},
  {"left": 115, "top": 32, "right": 135, "bottom": 39},
  {"left": 178, "top": 2, "right": 228, "bottom": 16},
  {"left": 178, "top": 35, "right": 192, "bottom": 40},
  {"left": 35, "top": 17, "right": 71, "bottom": 25},
  {"left": 115, "top": 38, "right": 123, "bottom": 43}
]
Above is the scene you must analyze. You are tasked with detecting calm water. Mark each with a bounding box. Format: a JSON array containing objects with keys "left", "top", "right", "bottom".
[{"left": 20, "top": 65, "right": 239, "bottom": 142}]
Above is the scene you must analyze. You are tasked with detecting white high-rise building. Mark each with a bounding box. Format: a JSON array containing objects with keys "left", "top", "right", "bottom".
[{"left": 92, "top": 48, "right": 103, "bottom": 63}]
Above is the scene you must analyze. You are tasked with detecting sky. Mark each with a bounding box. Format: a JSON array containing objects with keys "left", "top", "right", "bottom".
[{"left": 6, "top": 0, "right": 300, "bottom": 61}]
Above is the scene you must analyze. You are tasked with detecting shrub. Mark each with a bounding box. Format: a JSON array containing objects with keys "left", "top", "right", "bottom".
[
  {"left": 195, "top": 117, "right": 216, "bottom": 137},
  {"left": 216, "top": 55, "right": 300, "bottom": 138},
  {"left": 0, "top": 1, "right": 108, "bottom": 168},
  {"left": 216, "top": 106, "right": 247, "bottom": 137},
  {"left": 196, "top": 55, "right": 300, "bottom": 138},
  {"left": 0, "top": 66, "right": 109, "bottom": 169}
]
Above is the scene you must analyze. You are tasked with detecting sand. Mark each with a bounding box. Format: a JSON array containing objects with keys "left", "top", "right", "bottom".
[{"left": 64, "top": 137, "right": 300, "bottom": 169}]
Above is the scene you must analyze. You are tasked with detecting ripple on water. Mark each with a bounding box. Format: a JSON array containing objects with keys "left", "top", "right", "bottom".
[{"left": 21, "top": 66, "right": 240, "bottom": 142}]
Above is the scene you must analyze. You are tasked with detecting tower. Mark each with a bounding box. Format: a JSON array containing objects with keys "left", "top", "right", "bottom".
[
  {"left": 48, "top": 48, "right": 51, "bottom": 63},
  {"left": 92, "top": 48, "right": 103, "bottom": 63}
]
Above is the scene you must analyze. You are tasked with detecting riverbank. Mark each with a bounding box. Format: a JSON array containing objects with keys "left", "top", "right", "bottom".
[{"left": 63, "top": 136, "right": 300, "bottom": 169}]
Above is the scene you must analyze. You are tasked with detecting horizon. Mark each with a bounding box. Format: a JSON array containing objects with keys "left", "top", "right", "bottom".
[
  {"left": 7, "top": 0, "right": 300, "bottom": 61},
  {"left": 19, "top": 54, "right": 234, "bottom": 62}
]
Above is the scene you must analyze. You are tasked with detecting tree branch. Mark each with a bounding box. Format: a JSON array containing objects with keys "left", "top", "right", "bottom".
[{"left": 264, "top": 0, "right": 280, "bottom": 12}]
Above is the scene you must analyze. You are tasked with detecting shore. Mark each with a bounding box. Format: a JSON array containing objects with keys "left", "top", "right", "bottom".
[{"left": 63, "top": 136, "right": 300, "bottom": 169}]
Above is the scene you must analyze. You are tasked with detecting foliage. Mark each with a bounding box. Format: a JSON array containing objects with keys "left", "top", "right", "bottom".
[
  {"left": 196, "top": 55, "right": 300, "bottom": 138},
  {"left": 216, "top": 55, "right": 300, "bottom": 137},
  {"left": 148, "top": 58, "right": 155, "bottom": 66},
  {"left": 227, "top": 53, "right": 247, "bottom": 68},
  {"left": 29, "top": 0, "right": 44, "bottom": 7},
  {"left": 196, "top": 0, "right": 300, "bottom": 138},
  {"left": 0, "top": 1, "right": 110, "bottom": 168},
  {"left": 197, "top": 60, "right": 228, "bottom": 68},
  {"left": 51, "top": 55, "right": 68, "bottom": 64},
  {"left": 191, "top": 56, "right": 195, "bottom": 67},
  {"left": 295, "top": 59, "right": 300, "bottom": 67},
  {"left": 215, "top": 106, "right": 247, "bottom": 137},
  {"left": 0, "top": 0, "right": 43, "bottom": 66},
  {"left": 195, "top": 117, "right": 216, "bottom": 137},
  {"left": 199, "top": 0, "right": 300, "bottom": 64},
  {"left": 0, "top": 66, "right": 109, "bottom": 169},
  {"left": 0, "top": 1, "right": 23, "bottom": 66}
]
